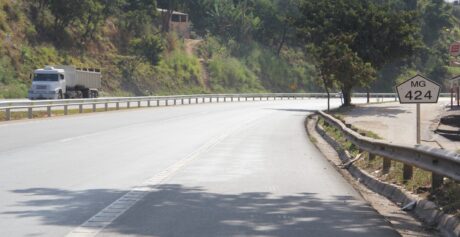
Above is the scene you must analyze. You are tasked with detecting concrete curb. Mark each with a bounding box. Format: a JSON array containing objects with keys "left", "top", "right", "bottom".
[{"left": 307, "top": 114, "right": 460, "bottom": 237}]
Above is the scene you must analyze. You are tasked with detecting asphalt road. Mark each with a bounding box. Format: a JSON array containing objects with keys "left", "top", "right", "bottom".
[{"left": 0, "top": 98, "right": 399, "bottom": 237}]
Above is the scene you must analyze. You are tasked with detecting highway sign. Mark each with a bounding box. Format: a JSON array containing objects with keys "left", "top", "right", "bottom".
[
  {"left": 396, "top": 75, "right": 440, "bottom": 104},
  {"left": 450, "top": 42, "right": 460, "bottom": 56}
]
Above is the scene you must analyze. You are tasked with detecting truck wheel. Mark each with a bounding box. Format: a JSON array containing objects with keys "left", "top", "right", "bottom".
[
  {"left": 82, "top": 90, "right": 90, "bottom": 98},
  {"left": 91, "top": 90, "right": 99, "bottom": 98}
]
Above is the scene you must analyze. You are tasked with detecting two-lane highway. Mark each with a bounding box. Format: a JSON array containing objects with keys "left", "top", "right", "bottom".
[{"left": 0, "top": 98, "right": 399, "bottom": 237}]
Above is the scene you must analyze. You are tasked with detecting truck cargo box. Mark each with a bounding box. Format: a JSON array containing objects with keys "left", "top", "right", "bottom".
[{"left": 55, "top": 66, "right": 102, "bottom": 89}]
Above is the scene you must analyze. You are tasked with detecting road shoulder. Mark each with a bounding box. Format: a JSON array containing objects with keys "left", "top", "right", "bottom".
[{"left": 306, "top": 115, "right": 440, "bottom": 237}]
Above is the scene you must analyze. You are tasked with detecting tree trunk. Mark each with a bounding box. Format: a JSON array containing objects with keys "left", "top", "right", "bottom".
[
  {"left": 323, "top": 82, "right": 330, "bottom": 111},
  {"left": 320, "top": 72, "right": 331, "bottom": 111},
  {"left": 277, "top": 22, "right": 288, "bottom": 57},
  {"left": 342, "top": 87, "right": 352, "bottom": 106}
]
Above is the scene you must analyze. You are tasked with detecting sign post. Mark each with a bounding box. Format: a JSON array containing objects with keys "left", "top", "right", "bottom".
[{"left": 396, "top": 74, "right": 441, "bottom": 182}]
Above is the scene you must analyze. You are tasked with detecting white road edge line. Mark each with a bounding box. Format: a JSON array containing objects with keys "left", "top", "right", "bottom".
[{"left": 65, "top": 113, "right": 268, "bottom": 237}]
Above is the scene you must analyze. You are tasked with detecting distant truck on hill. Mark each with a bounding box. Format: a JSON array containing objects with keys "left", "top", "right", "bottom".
[{"left": 28, "top": 66, "right": 102, "bottom": 100}]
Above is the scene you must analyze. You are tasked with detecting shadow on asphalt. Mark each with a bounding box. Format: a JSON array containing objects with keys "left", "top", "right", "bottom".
[
  {"left": 340, "top": 106, "right": 409, "bottom": 118},
  {"left": 4, "top": 184, "right": 401, "bottom": 237},
  {"left": 268, "top": 108, "right": 318, "bottom": 113}
]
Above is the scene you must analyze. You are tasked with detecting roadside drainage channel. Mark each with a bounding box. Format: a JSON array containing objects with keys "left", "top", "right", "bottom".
[{"left": 307, "top": 114, "right": 460, "bottom": 237}]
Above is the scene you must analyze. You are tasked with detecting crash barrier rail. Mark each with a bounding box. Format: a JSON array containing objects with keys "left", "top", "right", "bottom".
[
  {"left": 0, "top": 92, "right": 448, "bottom": 121},
  {"left": 317, "top": 110, "right": 460, "bottom": 190}
]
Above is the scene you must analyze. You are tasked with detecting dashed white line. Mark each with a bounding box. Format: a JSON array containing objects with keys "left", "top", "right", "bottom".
[{"left": 65, "top": 113, "right": 268, "bottom": 237}]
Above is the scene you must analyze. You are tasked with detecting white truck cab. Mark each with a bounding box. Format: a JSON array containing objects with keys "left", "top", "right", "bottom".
[{"left": 29, "top": 66, "right": 67, "bottom": 99}]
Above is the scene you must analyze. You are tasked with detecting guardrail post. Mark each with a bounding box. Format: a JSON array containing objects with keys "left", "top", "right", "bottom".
[
  {"left": 64, "top": 105, "right": 68, "bottom": 115},
  {"left": 148, "top": 100, "right": 151, "bottom": 107},
  {"left": 189, "top": 98, "right": 191, "bottom": 104},
  {"left": 116, "top": 102, "right": 120, "bottom": 110},
  {"left": 432, "top": 173, "right": 444, "bottom": 191},
  {"left": 105, "top": 103, "right": 108, "bottom": 111},
  {"left": 47, "top": 106, "right": 51, "bottom": 117},
  {"left": 202, "top": 97, "right": 205, "bottom": 103},
  {"left": 156, "top": 100, "right": 160, "bottom": 106},
  {"left": 231, "top": 97, "right": 234, "bottom": 102},
  {"left": 174, "top": 99, "right": 177, "bottom": 105},
  {"left": 368, "top": 153, "right": 375, "bottom": 162},
  {"left": 245, "top": 97, "right": 248, "bottom": 101},
  {"left": 224, "top": 97, "right": 227, "bottom": 102},
  {"left": 127, "top": 101, "right": 130, "bottom": 109},
  {"left": 92, "top": 103, "right": 97, "bottom": 112},
  {"left": 5, "top": 108, "right": 11, "bottom": 121},
  {"left": 238, "top": 97, "right": 241, "bottom": 102},
  {"left": 28, "top": 107, "right": 33, "bottom": 119},
  {"left": 217, "top": 97, "right": 220, "bottom": 103},
  {"left": 181, "top": 98, "right": 184, "bottom": 105},
  {"left": 403, "top": 164, "right": 413, "bottom": 183},
  {"left": 138, "top": 101, "right": 141, "bottom": 107},
  {"left": 166, "top": 100, "right": 169, "bottom": 106},
  {"left": 382, "top": 158, "right": 391, "bottom": 174},
  {"left": 79, "top": 104, "right": 83, "bottom": 113}
]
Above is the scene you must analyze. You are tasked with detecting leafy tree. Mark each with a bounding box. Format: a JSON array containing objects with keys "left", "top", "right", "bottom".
[
  {"left": 295, "top": 0, "right": 420, "bottom": 105},
  {"left": 118, "top": 0, "right": 158, "bottom": 36},
  {"left": 252, "top": 0, "right": 301, "bottom": 55},
  {"left": 129, "top": 34, "right": 165, "bottom": 65},
  {"left": 78, "top": 0, "right": 105, "bottom": 43},
  {"left": 48, "top": 0, "right": 85, "bottom": 33},
  {"left": 421, "top": 0, "right": 452, "bottom": 45}
]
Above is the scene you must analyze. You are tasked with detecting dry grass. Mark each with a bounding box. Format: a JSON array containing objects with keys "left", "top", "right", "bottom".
[{"left": 318, "top": 117, "right": 460, "bottom": 216}]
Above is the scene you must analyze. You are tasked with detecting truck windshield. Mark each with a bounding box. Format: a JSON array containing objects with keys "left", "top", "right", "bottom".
[{"left": 33, "top": 74, "right": 59, "bottom": 82}]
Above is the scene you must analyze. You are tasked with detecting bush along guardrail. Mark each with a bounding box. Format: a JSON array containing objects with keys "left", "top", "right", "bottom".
[
  {"left": 0, "top": 92, "right": 401, "bottom": 121},
  {"left": 317, "top": 110, "right": 460, "bottom": 191}
]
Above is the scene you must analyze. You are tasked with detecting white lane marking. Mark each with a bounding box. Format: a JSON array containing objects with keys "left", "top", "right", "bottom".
[{"left": 65, "top": 113, "right": 268, "bottom": 237}]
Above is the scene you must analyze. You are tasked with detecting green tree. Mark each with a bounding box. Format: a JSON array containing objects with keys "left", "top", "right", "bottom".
[
  {"left": 48, "top": 0, "right": 85, "bottom": 33},
  {"left": 118, "top": 0, "right": 158, "bottom": 36},
  {"left": 422, "top": 0, "right": 452, "bottom": 45},
  {"left": 295, "top": 0, "right": 420, "bottom": 105},
  {"left": 78, "top": 0, "right": 106, "bottom": 44},
  {"left": 252, "top": 0, "right": 301, "bottom": 56},
  {"left": 129, "top": 34, "right": 165, "bottom": 65}
]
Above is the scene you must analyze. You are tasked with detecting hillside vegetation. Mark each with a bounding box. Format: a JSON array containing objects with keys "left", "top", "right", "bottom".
[{"left": 0, "top": 0, "right": 458, "bottom": 99}]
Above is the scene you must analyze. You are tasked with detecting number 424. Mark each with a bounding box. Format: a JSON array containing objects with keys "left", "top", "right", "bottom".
[{"left": 405, "top": 90, "right": 432, "bottom": 100}]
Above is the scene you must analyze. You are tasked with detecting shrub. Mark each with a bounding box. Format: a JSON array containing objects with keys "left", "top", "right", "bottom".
[
  {"left": 129, "top": 34, "right": 165, "bottom": 65},
  {"left": 208, "top": 56, "right": 263, "bottom": 92}
]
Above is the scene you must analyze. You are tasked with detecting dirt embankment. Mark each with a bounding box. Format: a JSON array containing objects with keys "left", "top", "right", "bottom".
[{"left": 184, "top": 39, "right": 210, "bottom": 87}]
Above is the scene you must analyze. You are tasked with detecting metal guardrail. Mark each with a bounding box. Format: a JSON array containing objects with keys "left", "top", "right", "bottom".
[
  {"left": 0, "top": 92, "right": 400, "bottom": 121},
  {"left": 0, "top": 93, "right": 339, "bottom": 121},
  {"left": 1, "top": 91, "right": 449, "bottom": 121},
  {"left": 317, "top": 110, "right": 460, "bottom": 189}
]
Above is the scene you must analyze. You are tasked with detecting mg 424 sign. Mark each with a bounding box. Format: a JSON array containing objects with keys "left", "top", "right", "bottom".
[
  {"left": 395, "top": 74, "right": 441, "bottom": 181},
  {"left": 396, "top": 75, "right": 440, "bottom": 104}
]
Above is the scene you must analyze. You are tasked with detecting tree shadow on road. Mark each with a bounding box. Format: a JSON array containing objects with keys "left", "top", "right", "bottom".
[
  {"left": 3, "top": 184, "right": 401, "bottom": 237},
  {"left": 268, "top": 108, "right": 318, "bottom": 113},
  {"left": 338, "top": 106, "right": 409, "bottom": 119}
]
